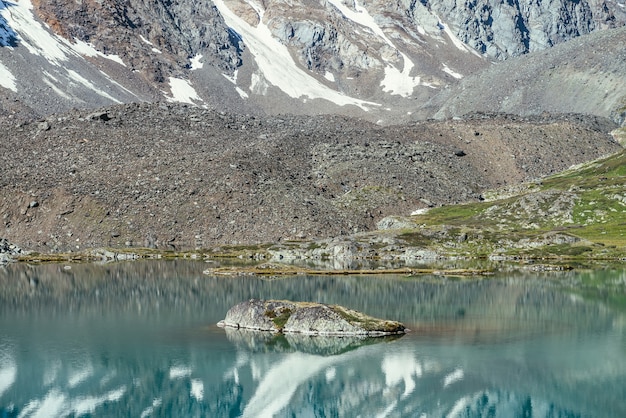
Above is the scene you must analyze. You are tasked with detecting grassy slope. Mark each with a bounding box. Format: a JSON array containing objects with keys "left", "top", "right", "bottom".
[{"left": 405, "top": 147, "right": 626, "bottom": 259}]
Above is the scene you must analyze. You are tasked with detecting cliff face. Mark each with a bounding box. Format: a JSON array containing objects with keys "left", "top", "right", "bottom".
[
  {"left": 421, "top": 0, "right": 626, "bottom": 59},
  {"left": 32, "top": 0, "right": 241, "bottom": 82}
]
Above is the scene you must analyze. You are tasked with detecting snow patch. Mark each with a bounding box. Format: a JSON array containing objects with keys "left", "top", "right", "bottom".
[
  {"left": 328, "top": 0, "right": 391, "bottom": 46},
  {"left": 0, "top": 0, "right": 68, "bottom": 64},
  {"left": 442, "top": 64, "right": 463, "bottom": 79},
  {"left": 324, "top": 71, "right": 335, "bottom": 82},
  {"left": 139, "top": 35, "right": 160, "bottom": 52},
  {"left": 1, "top": 0, "right": 131, "bottom": 103},
  {"left": 66, "top": 38, "right": 126, "bottom": 66},
  {"left": 0, "top": 61, "right": 16, "bottom": 92},
  {"left": 139, "top": 35, "right": 153, "bottom": 46},
  {"left": 250, "top": 72, "right": 269, "bottom": 95},
  {"left": 213, "top": 0, "right": 378, "bottom": 110},
  {"left": 381, "top": 52, "right": 419, "bottom": 96},
  {"left": 222, "top": 70, "right": 248, "bottom": 98},
  {"left": 1, "top": 0, "right": 123, "bottom": 66},
  {"left": 435, "top": 15, "right": 482, "bottom": 58},
  {"left": 166, "top": 78, "right": 203, "bottom": 105},
  {"left": 328, "top": 0, "right": 427, "bottom": 97},
  {"left": 42, "top": 73, "right": 74, "bottom": 100},
  {"left": 99, "top": 70, "right": 140, "bottom": 97},
  {"left": 190, "top": 54, "right": 203, "bottom": 70},
  {"left": 411, "top": 208, "right": 430, "bottom": 216},
  {"left": 67, "top": 70, "right": 122, "bottom": 103}
]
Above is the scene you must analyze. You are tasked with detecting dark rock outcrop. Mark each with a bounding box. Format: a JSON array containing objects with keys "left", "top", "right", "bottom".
[{"left": 218, "top": 299, "right": 406, "bottom": 336}]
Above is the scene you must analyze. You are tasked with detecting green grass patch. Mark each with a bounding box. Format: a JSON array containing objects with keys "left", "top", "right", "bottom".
[
  {"left": 542, "top": 150, "right": 626, "bottom": 190},
  {"left": 270, "top": 308, "right": 292, "bottom": 330},
  {"left": 414, "top": 202, "right": 489, "bottom": 226}
]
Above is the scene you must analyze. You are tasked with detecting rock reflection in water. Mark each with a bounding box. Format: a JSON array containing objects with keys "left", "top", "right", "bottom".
[{"left": 223, "top": 327, "right": 404, "bottom": 356}]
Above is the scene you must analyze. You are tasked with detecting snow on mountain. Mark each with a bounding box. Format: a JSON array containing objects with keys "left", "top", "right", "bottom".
[
  {"left": 0, "top": 0, "right": 624, "bottom": 121},
  {"left": 326, "top": 0, "right": 424, "bottom": 96},
  {"left": 0, "top": 0, "right": 152, "bottom": 115},
  {"left": 0, "top": 0, "right": 490, "bottom": 119},
  {"left": 166, "top": 77, "right": 204, "bottom": 105},
  {"left": 213, "top": 0, "right": 380, "bottom": 110},
  {"left": 0, "top": 61, "right": 15, "bottom": 91}
]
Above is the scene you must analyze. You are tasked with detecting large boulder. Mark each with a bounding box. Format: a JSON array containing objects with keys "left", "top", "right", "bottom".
[{"left": 218, "top": 299, "right": 406, "bottom": 336}]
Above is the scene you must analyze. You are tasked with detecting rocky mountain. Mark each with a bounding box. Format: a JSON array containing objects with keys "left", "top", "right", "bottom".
[
  {"left": 1, "top": 0, "right": 625, "bottom": 122},
  {"left": 422, "top": 0, "right": 626, "bottom": 60}
]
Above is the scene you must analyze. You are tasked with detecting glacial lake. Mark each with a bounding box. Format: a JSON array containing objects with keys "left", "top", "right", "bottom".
[{"left": 0, "top": 261, "right": 625, "bottom": 417}]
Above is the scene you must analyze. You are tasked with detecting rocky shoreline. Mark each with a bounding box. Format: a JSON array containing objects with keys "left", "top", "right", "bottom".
[{"left": 0, "top": 238, "right": 23, "bottom": 265}]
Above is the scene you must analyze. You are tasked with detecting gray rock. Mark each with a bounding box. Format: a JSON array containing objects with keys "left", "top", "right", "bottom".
[
  {"left": 377, "top": 216, "right": 417, "bottom": 230},
  {"left": 422, "top": 0, "right": 626, "bottom": 60},
  {"left": 87, "top": 111, "right": 111, "bottom": 122},
  {"left": 218, "top": 299, "right": 406, "bottom": 336}
]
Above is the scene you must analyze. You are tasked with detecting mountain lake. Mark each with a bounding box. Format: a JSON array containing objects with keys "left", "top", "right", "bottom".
[{"left": 0, "top": 260, "right": 625, "bottom": 417}]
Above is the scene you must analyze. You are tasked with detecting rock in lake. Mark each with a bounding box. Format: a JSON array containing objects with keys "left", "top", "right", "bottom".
[{"left": 217, "top": 299, "right": 406, "bottom": 336}]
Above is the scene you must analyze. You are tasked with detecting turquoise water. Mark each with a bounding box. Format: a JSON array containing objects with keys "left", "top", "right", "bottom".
[{"left": 0, "top": 262, "right": 625, "bottom": 417}]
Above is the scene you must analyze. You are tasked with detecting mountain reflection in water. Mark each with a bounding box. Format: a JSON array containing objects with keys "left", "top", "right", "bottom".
[{"left": 0, "top": 261, "right": 625, "bottom": 417}]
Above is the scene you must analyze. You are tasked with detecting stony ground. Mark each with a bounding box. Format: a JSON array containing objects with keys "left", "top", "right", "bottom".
[{"left": 0, "top": 103, "right": 621, "bottom": 252}]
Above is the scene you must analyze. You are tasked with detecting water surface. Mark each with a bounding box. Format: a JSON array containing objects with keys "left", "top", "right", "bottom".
[{"left": 0, "top": 261, "right": 625, "bottom": 417}]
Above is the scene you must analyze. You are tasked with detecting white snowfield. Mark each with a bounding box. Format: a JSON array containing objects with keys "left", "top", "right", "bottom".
[
  {"left": 167, "top": 77, "right": 203, "bottom": 105},
  {"left": 212, "top": 0, "right": 380, "bottom": 110}
]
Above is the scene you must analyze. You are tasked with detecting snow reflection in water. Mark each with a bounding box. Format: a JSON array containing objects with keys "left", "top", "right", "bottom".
[{"left": 0, "top": 261, "right": 624, "bottom": 417}]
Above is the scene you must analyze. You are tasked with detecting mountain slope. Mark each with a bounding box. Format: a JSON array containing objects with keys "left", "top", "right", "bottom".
[
  {"left": 2, "top": 0, "right": 625, "bottom": 122},
  {"left": 0, "top": 104, "right": 620, "bottom": 251},
  {"left": 425, "top": 26, "right": 626, "bottom": 126}
]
